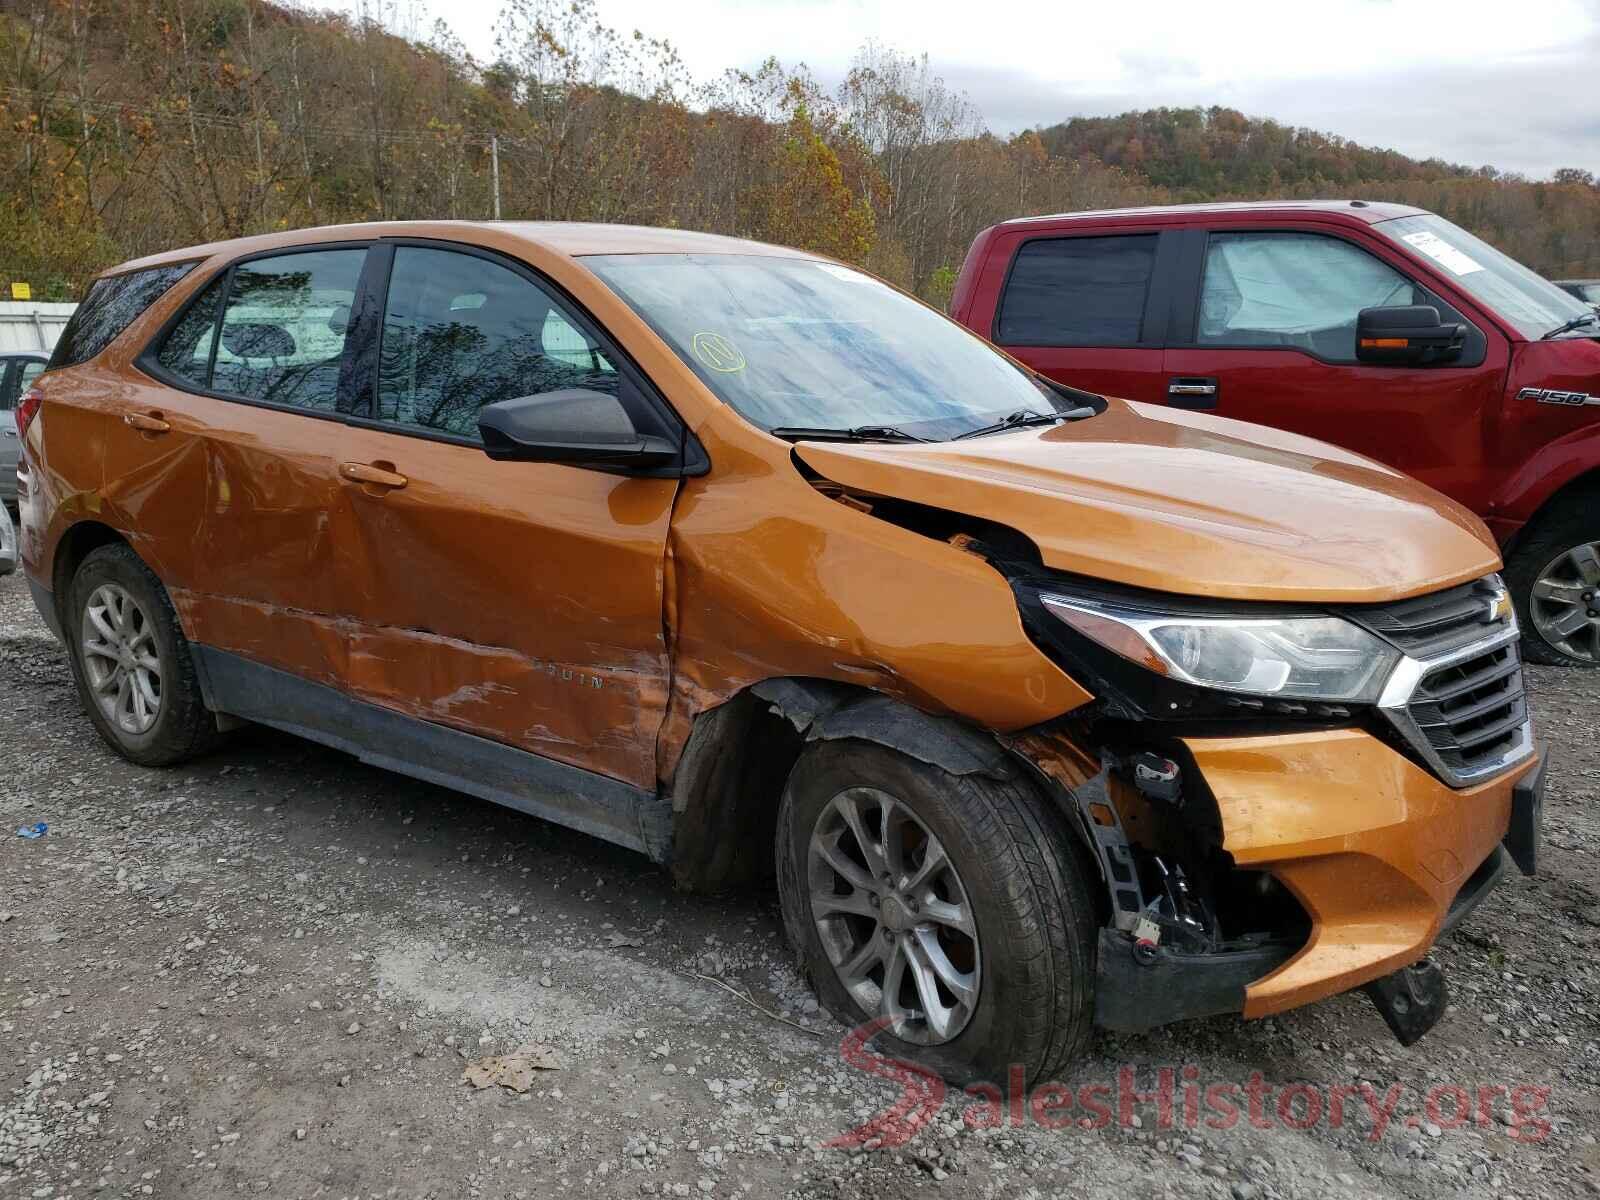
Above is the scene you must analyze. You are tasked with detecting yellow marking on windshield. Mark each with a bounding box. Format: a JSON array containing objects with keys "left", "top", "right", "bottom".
[{"left": 692, "top": 331, "right": 746, "bottom": 373}]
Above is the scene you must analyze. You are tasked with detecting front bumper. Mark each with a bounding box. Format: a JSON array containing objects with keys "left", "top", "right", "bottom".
[{"left": 1185, "top": 728, "right": 1541, "bottom": 1019}]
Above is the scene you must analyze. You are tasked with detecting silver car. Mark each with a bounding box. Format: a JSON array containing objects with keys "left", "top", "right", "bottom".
[
  {"left": 0, "top": 494, "right": 15, "bottom": 576},
  {"left": 1, "top": 353, "right": 48, "bottom": 506},
  {"left": 1555, "top": 279, "right": 1600, "bottom": 310}
]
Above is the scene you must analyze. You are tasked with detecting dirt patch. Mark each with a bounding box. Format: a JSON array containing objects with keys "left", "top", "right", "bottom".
[{"left": 2, "top": 571, "right": 1596, "bottom": 1198}]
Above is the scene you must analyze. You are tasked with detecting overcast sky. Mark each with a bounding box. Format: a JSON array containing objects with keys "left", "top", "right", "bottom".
[{"left": 331, "top": 0, "right": 1600, "bottom": 179}]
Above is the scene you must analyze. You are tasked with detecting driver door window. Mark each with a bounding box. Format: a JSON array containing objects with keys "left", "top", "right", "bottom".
[
  {"left": 375, "top": 246, "right": 617, "bottom": 439},
  {"left": 1197, "top": 232, "right": 1417, "bottom": 362}
]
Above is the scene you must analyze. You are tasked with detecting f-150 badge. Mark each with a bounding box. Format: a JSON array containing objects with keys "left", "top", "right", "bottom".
[{"left": 1518, "top": 386, "right": 1599, "bottom": 407}]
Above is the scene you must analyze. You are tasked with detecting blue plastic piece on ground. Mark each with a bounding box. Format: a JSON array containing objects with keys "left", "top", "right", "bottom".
[{"left": 16, "top": 823, "right": 47, "bottom": 839}]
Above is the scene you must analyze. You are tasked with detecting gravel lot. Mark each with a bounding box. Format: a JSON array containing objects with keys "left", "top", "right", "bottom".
[{"left": 2, "top": 567, "right": 1597, "bottom": 1200}]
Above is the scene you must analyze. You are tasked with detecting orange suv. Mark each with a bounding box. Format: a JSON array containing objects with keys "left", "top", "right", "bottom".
[{"left": 16, "top": 222, "right": 1544, "bottom": 1082}]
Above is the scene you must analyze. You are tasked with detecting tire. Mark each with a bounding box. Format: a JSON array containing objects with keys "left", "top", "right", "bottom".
[
  {"left": 1504, "top": 490, "right": 1600, "bottom": 667},
  {"left": 776, "top": 738, "right": 1096, "bottom": 1085},
  {"left": 65, "top": 543, "right": 220, "bottom": 766}
]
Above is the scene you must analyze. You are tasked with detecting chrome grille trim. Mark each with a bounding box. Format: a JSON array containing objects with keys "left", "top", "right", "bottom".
[{"left": 1376, "top": 623, "right": 1535, "bottom": 787}]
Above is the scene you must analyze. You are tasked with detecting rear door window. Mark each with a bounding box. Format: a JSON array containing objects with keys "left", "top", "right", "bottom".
[
  {"left": 1196, "top": 232, "right": 1417, "bottom": 362},
  {"left": 156, "top": 250, "right": 365, "bottom": 411},
  {"left": 16, "top": 360, "right": 45, "bottom": 394},
  {"left": 374, "top": 246, "right": 618, "bottom": 440},
  {"left": 996, "top": 234, "right": 1158, "bottom": 346},
  {"left": 49, "top": 263, "right": 197, "bottom": 368}
]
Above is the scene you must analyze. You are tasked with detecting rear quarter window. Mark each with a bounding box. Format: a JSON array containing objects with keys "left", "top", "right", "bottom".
[{"left": 49, "top": 262, "right": 198, "bottom": 369}]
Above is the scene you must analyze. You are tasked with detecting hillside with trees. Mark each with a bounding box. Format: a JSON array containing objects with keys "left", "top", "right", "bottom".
[{"left": 3, "top": 0, "right": 1598, "bottom": 304}]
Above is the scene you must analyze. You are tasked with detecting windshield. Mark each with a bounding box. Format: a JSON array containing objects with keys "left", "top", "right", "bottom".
[
  {"left": 1375, "top": 214, "right": 1593, "bottom": 340},
  {"left": 584, "top": 253, "right": 1078, "bottom": 439}
]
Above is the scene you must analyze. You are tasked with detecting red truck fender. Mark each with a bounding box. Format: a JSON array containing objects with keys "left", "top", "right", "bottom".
[{"left": 1491, "top": 421, "right": 1600, "bottom": 534}]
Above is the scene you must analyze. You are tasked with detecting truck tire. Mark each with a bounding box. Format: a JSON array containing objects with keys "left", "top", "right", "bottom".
[
  {"left": 776, "top": 738, "right": 1096, "bottom": 1085},
  {"left": 1505, "top": 490, "right": 1600, "bottom": 667},
  {"left": 65, "top": 543, "right": 221, "bottom": 765}
]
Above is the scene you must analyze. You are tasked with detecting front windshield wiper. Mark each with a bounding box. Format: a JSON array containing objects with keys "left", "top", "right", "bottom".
[
  {"left": 954, "top": 407, "right": 1095, "bottom": 441},
  {"left": 767, "top": 424, "right": 931, "bottom": 443},
  {"left": 1542, "top": 311, "right": 1598, "bottom": 339}
]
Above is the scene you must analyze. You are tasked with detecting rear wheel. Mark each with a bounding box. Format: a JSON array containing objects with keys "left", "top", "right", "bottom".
[
  {"left": 776, "top": 739, "right": 1096, "bottom": 1084},
  {"left": 1506, "top": 492, "right": 1600, "bottom": 667},
  {"left": 65, "top": 543, "right": 220, "bottom": 765}
]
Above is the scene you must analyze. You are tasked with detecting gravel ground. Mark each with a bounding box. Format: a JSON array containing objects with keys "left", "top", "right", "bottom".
[{"left": 1, "top": 567, "right": 1596, "bottom": 1200}]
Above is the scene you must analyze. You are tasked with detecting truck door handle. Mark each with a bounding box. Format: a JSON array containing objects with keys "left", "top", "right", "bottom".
[
  {"left": 1167, "top": 378, "right": 1219, "bottom": 409},
  {"left": 340, "top": 461, "right": 408, "bottom": 492},
  {"left": 123, "top": 411, "right": 171, "bottom": 434}
]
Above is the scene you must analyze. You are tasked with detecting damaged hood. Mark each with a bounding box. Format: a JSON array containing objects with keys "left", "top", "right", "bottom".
[{"left": 795, "top": 399, "right": 1500, "bottom": 604}]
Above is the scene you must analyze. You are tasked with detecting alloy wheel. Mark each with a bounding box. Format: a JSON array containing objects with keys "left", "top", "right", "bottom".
[
  {"left": 1530, "top": 541, "right": 1600, "bottom": 664},
  {"left": 81, "top": 583, "right": 163, "bottom": 735},
  {"left": 806, "top": 786, "right": 980, "bottom": 1045}
]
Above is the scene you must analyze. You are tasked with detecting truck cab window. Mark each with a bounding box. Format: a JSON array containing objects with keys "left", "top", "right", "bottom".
[
  {"left": 996, "top": 235, "right": 1157, "bottom": 346},
  {"left": 1197, "top": 231, "right": 1416, "bottom": 361}
]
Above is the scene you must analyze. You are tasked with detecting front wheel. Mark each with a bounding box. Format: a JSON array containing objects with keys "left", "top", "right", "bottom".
[
  {"left": 1506, "top": 492, "right": 1600, "bottom": 667},
  {"left": 776, "top": 739, "right": 1096, "bottom": 1084}
]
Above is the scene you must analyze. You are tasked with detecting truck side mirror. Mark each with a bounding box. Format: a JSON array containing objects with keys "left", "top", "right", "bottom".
[{"left": 1356, "top": 306, "right": 1465, "bottom": 366}]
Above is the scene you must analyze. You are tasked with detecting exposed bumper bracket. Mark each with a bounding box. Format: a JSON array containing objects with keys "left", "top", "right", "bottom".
[
  {"left": 1363, "top": 957, "right": 1448, "bottom": 1047},
  {"left": 1504, "top": 745, "right": 1545, "bottom": 877},
  {"left": 1093, "top": 927, "right": 1296, "bottom": 1033}
]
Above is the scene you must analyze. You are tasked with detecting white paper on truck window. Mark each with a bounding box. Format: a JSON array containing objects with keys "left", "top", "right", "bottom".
[{"left": 1401, "top": 230, "right": 1484, "bottom": 277}]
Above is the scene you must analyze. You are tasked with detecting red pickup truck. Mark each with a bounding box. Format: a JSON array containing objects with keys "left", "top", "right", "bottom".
[{"left": 951, "top": 201, "right": 1600, "bottom": 666}]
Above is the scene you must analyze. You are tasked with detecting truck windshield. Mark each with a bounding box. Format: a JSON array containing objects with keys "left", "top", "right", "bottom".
[
  {"left": 1375, "top": 214, "right": 1593, "bottom": 340},
  {"left": 584, "top": 253, "right": 1081, "bottom": 440}
]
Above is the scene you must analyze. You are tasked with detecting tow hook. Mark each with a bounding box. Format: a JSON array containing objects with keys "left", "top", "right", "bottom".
[{"left": 1363, "top": 958, "right": 1448, "bottom": 1046}]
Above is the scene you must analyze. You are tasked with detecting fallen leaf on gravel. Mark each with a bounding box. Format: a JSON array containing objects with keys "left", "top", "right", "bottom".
[{"left": 462, "top": 1044, "right": 563, "bottom": 1092}]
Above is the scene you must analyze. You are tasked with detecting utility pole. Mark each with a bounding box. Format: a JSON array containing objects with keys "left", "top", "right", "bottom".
[{"left": 490, "top": 134, "right": 501, "bottom": 221}]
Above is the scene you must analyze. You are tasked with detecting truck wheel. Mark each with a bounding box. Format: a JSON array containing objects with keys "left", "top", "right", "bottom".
[
  {"left": 65, "top": 543, "right": 220, "bottom": 765},
  {"left": 775, "top": 739, "right": 1096, "bottom": 1085},
  {"left": 1506, "top": 492, "right": 1600, "bottom": 667}
]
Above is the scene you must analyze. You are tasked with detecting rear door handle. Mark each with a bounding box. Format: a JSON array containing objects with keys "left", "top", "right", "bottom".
[
  {"left": 1167, "top": 377, "right": 1219, "bottom": 409},
  {"left": 123, "top": 411, "right": 171, "bottom": 434},
  {"left": 340, "top": 461, "right": 408, "bottom": 491}
]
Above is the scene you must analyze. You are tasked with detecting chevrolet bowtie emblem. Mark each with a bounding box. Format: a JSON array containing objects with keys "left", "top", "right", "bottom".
[{"left": 1484, "top": 589, "right": 1512, "bottom": 624}]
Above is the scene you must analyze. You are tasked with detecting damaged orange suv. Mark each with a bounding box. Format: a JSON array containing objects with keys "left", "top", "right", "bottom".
[{"left": 18, "top": 223, "right": 1544, "bottom": 1082}]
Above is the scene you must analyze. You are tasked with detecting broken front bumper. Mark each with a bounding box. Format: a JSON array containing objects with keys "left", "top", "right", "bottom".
[{"left": 1092, "top": 728, "right": 1543, "bottom": 1033}]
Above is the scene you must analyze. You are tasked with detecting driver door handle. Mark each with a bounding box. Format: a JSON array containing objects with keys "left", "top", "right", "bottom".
[
  {"left": 1167, "top": 377, "right": 1219, "bottom": 410},
  {"left": 123, "top": 411, "right": 171, "bottom": 434},
  {"left": 340, "top": 461, "right": 408, "bottom": 491}
]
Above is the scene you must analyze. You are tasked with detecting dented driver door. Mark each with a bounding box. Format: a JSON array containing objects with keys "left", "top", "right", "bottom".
[{"left": 327, "top": 242, "right": 680, "bottom": 791}]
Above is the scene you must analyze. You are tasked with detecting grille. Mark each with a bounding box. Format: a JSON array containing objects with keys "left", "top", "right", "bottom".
[
  {"left": 1350, "top": 576, "right": 1511, "bottom": 658},
  {"left": 1407, "top": 642, "right": 1528, "bottom": 777},
  {"left": 1357, "top": 575, "right": 1534, "bottom": 787}
]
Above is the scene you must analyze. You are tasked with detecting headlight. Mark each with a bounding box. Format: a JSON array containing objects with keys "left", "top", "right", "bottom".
[{"left": 1040, "top": 594, "right": 1400, "bottom": 703}]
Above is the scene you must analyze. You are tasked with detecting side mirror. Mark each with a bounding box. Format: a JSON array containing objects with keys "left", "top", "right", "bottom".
[
  {"left": 477, "top": 388, "right": 677, "bottom": 470},
  {"left": 1356, "top": 305, "right": 1465, "bottom": 366}
]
